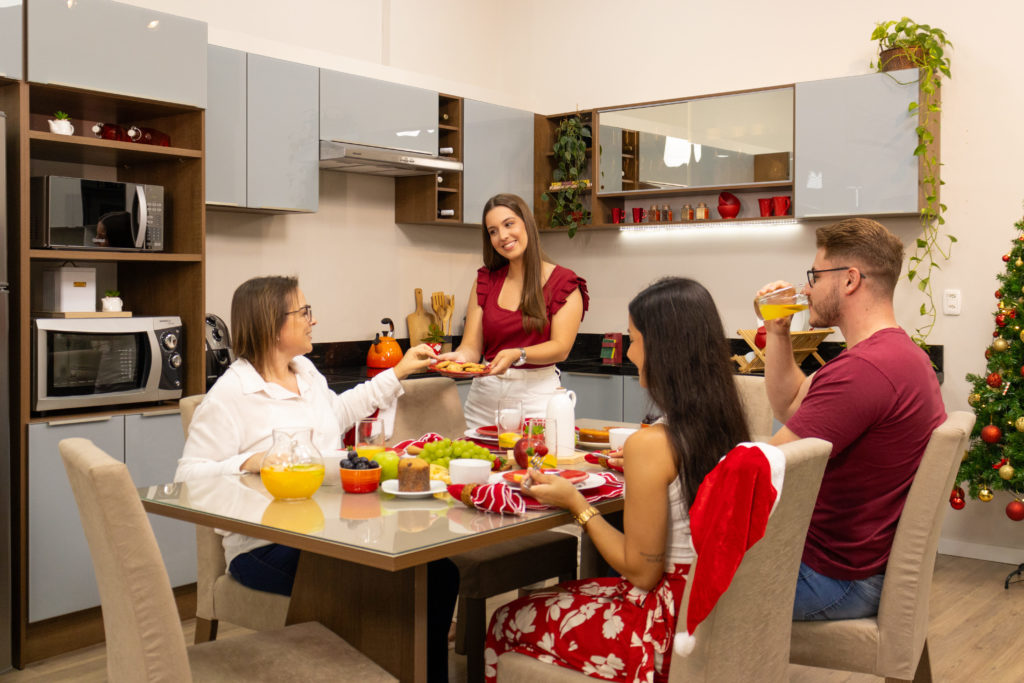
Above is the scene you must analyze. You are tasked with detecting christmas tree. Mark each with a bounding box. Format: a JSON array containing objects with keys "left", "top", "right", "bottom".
[{"left": 960, "top": 218, "right": 1024, "bottom": 522}]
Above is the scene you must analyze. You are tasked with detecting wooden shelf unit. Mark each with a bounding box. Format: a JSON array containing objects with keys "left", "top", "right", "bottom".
[
  {"left": 395, "top": 93, "right": 465, "bottom": 225},
  {"left": 534, "top": 110, "right": 599, "bottom": 232},
  {"left": 5, "top": 79, "right": 206, "bottom": 665}
]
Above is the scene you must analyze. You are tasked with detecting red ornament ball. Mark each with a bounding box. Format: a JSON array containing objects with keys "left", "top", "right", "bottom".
[
  {"left": 997, "top": 314, "right": 1008, "bottom": 327},
  {"left": 950, "top": 496, "right": 966, "bottom": 510},
  {"left": 1007, "top": 499, "right": 1024, "bottom": 521},
  {"left": 1012, "top": 310, "right": 1019, "bottom": 319},
  {"left": 996, "top": 290, "right": 1004, "bottom": 299},
  {"left": 994, "top": 330, "right": 1001, "bottom": 338},
  {"left": 981, "top": 425, "right": 1003, "bottom": 443},
  {"left": 1004, "top": 254, "right": 1012, "bottom": 262},
  {"left": 986, "top": 348, "right": 993, "bottom": 360},
  {"left": 1019, "top": 366, "right": 1024, "bottom": 377},
  {"left": 987, "top": 372, "right": 1003, "bottom": 388},
  {"left": 754, "top": 325, "right": 767, "bottom": 350}
]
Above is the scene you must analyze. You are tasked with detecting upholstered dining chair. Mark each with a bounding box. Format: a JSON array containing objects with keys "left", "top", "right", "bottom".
[
  {"left": 733, "top": 374, "right": 776, "bottom": 438},
  {"left": 495, "top": 437, "right": 832, "bottom": 683},
  {"left": 789, "top": 410, "right": 976, "bottom": 683},
  {"left": 179, "top": 394, "right": 290, "bottom": 643},
  {"left": 59, "top": 437, "right": 396, "bottom": 682},
  {"left": 387, "top": 377, "right": 581, "bottom": 683}
]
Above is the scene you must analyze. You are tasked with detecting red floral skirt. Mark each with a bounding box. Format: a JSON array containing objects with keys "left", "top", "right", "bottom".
[{"left": 484, "top": 563, "right": 690, "bottom": 683}]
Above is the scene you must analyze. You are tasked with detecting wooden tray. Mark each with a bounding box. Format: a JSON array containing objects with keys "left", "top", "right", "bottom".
[{"left": 732, "top": 328, "right": 834, "bottom": 374}]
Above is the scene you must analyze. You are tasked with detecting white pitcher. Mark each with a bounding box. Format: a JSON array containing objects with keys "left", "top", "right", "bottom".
[{"left": 545, "top": 387, "right": 577, "bottom": 458}]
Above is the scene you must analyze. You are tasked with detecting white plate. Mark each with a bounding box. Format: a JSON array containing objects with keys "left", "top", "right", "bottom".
[
  {"left": 380, "top": 479, "right": 447, "bottom": 498},
  {"left": 464, "top": 428, "right": 499, "bottom": 443},
  {"left": 576, "top": 439, "right": 611, "bottom": 450},
  {"left": 487, "top": 472, "right": 606, "bottom": 492}
]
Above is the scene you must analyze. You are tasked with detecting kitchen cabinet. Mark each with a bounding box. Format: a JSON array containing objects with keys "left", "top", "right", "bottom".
[
  {"left": 28, "top": 410, "right": 195, "bottom": 623},
  {"left": 205, "top": 45, "right": 246, "bottom": 207},
  {"left": 27, "top": 0, "right": 206, "bottom": 108},
  {"left": 622, "top": 376, "right": 654, "bottom": 424},
  {"left": 794, "top": 69, "right": 919, "bottom": 218},
  {"left": 598, "top": 125, "right": 622, "bottom": 193},
  {"left": 560, "top": 373, "right": 624, "bottom": 423},
  {"left": 0, "top": 2, "right": 21, "bottom": 79},
  {"left": 395, "top": 94, "right": 464, "bottom": 224},
  {"left": 247, "top": 54, "right": 319, "bottom": 212},
  {"left": 320, "top": 69, "right": 438, "bottom": 156},
  {"left": 463, "top": 99, "right": 534, "bottom": 224}
]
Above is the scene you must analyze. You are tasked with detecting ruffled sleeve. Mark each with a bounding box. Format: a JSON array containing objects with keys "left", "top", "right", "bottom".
[
  {"left": 476, "top": 266, "right": 492, "bottom": 307},
  {"left": 546, "top": 266, "right": 589, "bottom": 321}
]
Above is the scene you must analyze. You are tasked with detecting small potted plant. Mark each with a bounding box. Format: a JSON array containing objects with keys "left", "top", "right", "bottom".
[
  {"left": 101, "top": 289, "right": 123, "bottom": 312},
  {"left": 421, "top": 323, "right": 446, "bottom": 355},
  {"left": 48, "top": 111, "right": 74, "bottom": 136}
]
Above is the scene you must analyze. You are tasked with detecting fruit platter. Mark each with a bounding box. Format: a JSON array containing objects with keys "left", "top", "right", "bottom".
[{"left": 429, "top": 360, "right": 490, "bottom": 378}]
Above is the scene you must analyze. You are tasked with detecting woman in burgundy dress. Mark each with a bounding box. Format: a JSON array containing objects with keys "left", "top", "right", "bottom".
[
  {"left": 441, "top": 193, "right": 589, "bottom": 429},
  {"left": 483, "top": 278, "right": 750, "bottom": 683}
]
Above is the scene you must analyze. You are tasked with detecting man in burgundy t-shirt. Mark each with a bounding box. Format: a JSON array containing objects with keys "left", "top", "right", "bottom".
[{"left": 759, "top": 218, "right": 945, "bottom": 620}]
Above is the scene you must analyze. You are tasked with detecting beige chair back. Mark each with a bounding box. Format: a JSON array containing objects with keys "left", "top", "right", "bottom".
[
  {"left": 390, "top": 377, "right": 467, "bottom": 444},
  {"left": 60, "top": 438, "right": 194, "bottom": 682},
  {"left": 179, "top": 394, "right": 204, "bottom": 438},
  {"left": 670, "top": 437, "right": 831, "bottom": 683},
  {"left": 733, "top": 374, "right": 774, "bottom": 438},
  {"left": 789, "top": 410, "right": 975, "bottom": 679}
]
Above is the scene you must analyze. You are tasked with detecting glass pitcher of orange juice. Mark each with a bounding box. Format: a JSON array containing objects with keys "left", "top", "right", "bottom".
[{"left": 260, "top": 427, "right": 325, "bottom": 500}]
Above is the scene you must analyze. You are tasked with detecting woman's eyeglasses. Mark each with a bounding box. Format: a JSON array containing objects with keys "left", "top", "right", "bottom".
[{"left": 287, "top": 304, "right": 313, "bottom": 322}]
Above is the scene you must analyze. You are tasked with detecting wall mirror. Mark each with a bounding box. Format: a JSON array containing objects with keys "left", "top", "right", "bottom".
[{"left": 597, "top": 87, "right": 794, "bottom": 194}]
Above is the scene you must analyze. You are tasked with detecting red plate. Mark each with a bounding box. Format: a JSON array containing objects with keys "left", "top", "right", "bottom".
[
  {"left": 428, "top": 363, "right": 490, "bottom": 378},
  {"left": 502, "top": 469, "right": 588, "bottom": 485}
]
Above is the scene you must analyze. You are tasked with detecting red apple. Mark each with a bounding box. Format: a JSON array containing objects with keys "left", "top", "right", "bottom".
[{"left": 512, "top": 437, "right": 548, "bottom": 469}]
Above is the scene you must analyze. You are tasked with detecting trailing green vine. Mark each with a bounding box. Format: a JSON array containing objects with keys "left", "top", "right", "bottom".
[{"left": 542, "top": 115, "right": 591, "bottom": 238}]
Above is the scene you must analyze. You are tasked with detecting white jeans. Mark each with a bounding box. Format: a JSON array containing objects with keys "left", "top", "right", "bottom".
[{"left": 463, "top": 366, "right": 561, "bottom": 430}]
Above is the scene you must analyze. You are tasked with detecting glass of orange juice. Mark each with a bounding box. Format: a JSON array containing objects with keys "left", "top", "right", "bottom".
[
  {"left": 755, "top": 284, "right": 809, "bottom": 321},
  {"left": 355, "top": 418, "right": 386, "bottom": 460}
]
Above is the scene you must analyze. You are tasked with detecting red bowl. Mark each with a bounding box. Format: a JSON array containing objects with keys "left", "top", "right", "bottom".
[
  {"left": 718, "top": 191, "right": 740, "bottom": 206},
  {"left": 717, "top": 203, "right": 740, "bottom": 219},
  {"left": 340, "top": 466, "right": 381, "bottom": 493}
]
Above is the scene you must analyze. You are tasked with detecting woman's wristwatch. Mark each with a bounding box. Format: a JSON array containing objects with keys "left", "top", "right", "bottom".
[{"left": 512, "top": 347, "right": 527, "bottom": 367}]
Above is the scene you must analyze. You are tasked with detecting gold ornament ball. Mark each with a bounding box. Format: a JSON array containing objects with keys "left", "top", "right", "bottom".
[
  {"left": 979, "top": 487, "right": 995, "bottom": 502},
  {"left": 994, "top": 338, "right": 1010, "bottom": 352},
  {"left": 962, "top": 449, "right": 970, "bottom": 462},
  {"left": 1017, "top": 258, "right": 1023, "bottom": 267},
  {"left": 1018, "top": 327, "right": 1024, "bottom": 343},
  {"left": 1016, "top": 417, "right": 1024, "bottom": 431},
  {"left": 969, "top": 393, "right": 982, "bottom": 407},
  {"left": 1000, "top": 463, "right": 1015, "bottom": 480}
]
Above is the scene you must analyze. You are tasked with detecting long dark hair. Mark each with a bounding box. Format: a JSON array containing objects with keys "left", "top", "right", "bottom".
[
  {"left": 231, "top": 275, "right": 298, "bottom": 375},
  {"left": 481, "top": 193, "right": 549, "bottom": 332},
  {"left": 628, "top": 277, "right": 750, "bottom": 507}
]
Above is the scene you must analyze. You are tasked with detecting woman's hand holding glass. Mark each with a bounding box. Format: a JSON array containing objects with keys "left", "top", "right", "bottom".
[{"left": 393, "top": 343, "right": 438, "bottom": 379}]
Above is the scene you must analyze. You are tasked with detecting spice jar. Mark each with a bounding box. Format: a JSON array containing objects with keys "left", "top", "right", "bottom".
[
  {"left": 695, "top": 202, "right": 709, "bottom": 220},
  {"left": 650, "top": 204, "right": 659, "bottom": 222},
  {"left": 682, "top": 203, "right": 694, "bottom": 221},
  {"left": 662, "top": 204, "right": 672, "bottom": 222}
]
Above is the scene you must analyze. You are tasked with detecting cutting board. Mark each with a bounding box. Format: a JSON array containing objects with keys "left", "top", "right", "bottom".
[{"left": 406, "top": 288, "right": 437, "bottom": 346}]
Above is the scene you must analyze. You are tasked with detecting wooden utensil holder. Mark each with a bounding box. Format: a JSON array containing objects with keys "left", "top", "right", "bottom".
[{"left": 732, "top": 328, "right": 834, "bottom": 374}]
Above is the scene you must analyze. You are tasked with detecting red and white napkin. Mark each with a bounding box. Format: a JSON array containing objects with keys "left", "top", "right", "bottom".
[
  {"left": 448, "top": 472, "right": 624, "bottom": 514},
  {"left": 391, "top": 432, "right": 444, "bottom": 453}
]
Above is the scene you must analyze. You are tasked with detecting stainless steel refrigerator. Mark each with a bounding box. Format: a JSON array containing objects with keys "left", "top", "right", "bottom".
[{"left": 0, "top": 110, "right": 12, "bottom": 672}]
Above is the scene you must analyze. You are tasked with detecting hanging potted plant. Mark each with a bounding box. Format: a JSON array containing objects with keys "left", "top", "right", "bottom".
[
  {"left": 871, "top": 17, "right": 954, "bottom": 347},
  {"left": 542, "top": 115, "right": 592, "bottom": 238}
]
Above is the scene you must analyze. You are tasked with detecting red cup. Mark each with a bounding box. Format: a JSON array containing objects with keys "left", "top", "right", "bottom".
[
  {"left": 758, "top": 198, "right": 772, "bottom": 217},
  {"left": 611, "top": 207, "right": 624, "bottom": 223},
  {"left": 631, "top": 207, "right": 643, "bottom": 223},
  {"left": 772, "top": 196, "right": 791, "bottom": 216}
]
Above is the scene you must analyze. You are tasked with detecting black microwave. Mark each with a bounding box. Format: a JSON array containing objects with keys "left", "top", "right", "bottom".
[{"left": 30, "top": 176, "right": 165, "bottom": 251}]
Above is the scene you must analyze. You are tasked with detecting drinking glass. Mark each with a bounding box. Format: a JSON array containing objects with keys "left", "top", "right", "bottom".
[
  {"left": 521, "top": 417, "right": 557, "bottom": 468},
  {"left": 495, "top": 399, "right": 524, "bottom": 433},
  {"left": 354, "top": 418, "right": 385, "bottom": 460},
  {"left": 754, "top": 284, "right": 809, "bottom": 321}
]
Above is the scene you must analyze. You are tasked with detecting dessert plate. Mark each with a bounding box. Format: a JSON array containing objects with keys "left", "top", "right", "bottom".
[{"left": 380, "top": 480, "right": 446, "bottom": 498}]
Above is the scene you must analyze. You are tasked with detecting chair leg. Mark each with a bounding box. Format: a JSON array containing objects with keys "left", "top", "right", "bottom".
[
  {"left": 194, "top": 617, "right": 218, "bottom": 644},
  {"left": 463, "top": 597, "right": 487, "bottom": 683},
  {"left": 883, "top": 640, "right": 932, "bottom": 683}
]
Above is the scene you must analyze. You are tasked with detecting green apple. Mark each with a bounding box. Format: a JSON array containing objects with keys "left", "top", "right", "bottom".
[{"left": 373, "top": 450, "right": 401, "bottom": 481}]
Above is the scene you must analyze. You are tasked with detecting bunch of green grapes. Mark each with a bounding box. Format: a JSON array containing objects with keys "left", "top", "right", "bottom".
[{"left": 419, "top": 438, "right": 495, "bottom": 469}]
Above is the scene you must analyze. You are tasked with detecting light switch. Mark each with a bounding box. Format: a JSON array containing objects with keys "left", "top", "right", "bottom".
[{"left": 943, "top": 289, "right": 962, "bottom": 315}]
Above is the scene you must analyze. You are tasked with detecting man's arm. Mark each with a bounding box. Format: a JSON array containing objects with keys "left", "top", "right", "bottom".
[{"left": 764, "top": 326, "right": 813, "bottom": 422}]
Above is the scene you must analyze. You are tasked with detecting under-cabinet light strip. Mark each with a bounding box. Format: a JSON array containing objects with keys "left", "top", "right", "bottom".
[{"left": 619, "top": 218, "right": 800, "bottom": 235}]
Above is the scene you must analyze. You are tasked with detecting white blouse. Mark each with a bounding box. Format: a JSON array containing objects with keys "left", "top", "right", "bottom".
[{"left": 665, "top": 475, "right": 696, "bottom": 567}]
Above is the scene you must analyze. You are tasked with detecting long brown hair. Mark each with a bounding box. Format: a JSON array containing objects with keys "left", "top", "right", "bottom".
[
  {"left": 628, "top": 277, "right": 750, "bottom": 507},
  {"left": 231, "top": 276, "right": 298, "bottom": 375},
  {"left": 481, "top": 193, "right": 549, "bottom": 332}
]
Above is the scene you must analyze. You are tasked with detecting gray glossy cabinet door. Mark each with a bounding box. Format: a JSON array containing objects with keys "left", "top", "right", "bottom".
[
  {"left": 124, "top": 412, "right": 196, "bottom": 587},
  {"left": 247, "top": 54, "right": 318, "bottom": 212},
  {"left": 463, "top": 99, "right": 534, "bottom": 224},
  {"left": 622, "top": 376, "right": 654, "bottom": 424},
  {"left": 320, "top": 69, "right": 438, "bottom": 156},
  {"left": 0, "top": 3, "right": 21, "bottom": 79},
  {"left": 206, "top": 46, "right": 246, "bottom": 207},
  {"left": 794, "top": 69, "right": 919, "bottom": 218},
  {"left": 27, "top": 0, "right": 206, "bottom": 107},
  {"left": 560, "top": 373, "right": 624, "bottom": 422},
  {"left": 28, "top": 416, "right": 124, "bottom": 622}
]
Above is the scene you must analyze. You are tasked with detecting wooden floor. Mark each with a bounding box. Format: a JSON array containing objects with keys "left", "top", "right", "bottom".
[{"left": 1, "top": 554, "right": 1022, "bottom": 682}]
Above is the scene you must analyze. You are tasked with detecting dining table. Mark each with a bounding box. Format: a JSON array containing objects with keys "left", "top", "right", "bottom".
[{"left": 138, "top": 428, "right": 626, "bottom": 682}]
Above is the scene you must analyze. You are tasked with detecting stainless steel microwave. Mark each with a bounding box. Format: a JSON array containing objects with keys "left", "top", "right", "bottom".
[
  {"left": 32, "top": 316, "right": 183, "bottom": 412},
  {"left": 30, "top": 176, "right": 165, "bottom": 251}
]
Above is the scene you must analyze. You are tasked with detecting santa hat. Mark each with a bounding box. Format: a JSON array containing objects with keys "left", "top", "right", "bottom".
[{"left": 674, "top": 442, "right": 785, "bottom": 657}]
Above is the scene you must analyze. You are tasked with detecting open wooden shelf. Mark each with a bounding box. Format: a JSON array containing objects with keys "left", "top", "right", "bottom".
[
  {"left": 395, "top": 93, "right": 464, "bottom": 225},
  {"left": 597, "top": 181, "right": 793, "bottom": 199},
  {"left": 29, "top": 130, "right": 201, "bottom": 165},
  {"left": 29, "top": 249, "right": 203, "bottom": 262}
]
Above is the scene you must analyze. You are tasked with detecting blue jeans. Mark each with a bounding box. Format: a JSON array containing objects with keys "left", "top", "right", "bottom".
[
  {"left": 792, "top": 562, "right": 885, "bottom": 620},
  {"left": 229, "top": 543, "right": 301, "bottom": 596}
]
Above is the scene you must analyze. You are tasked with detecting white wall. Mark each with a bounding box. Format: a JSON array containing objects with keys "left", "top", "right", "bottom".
[{"left": 124, "top": 0, "right": 1024, "bottom": 561}]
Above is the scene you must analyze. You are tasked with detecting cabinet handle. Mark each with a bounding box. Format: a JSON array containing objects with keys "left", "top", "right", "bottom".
[
  {"left": 46, "top": 415, "right": 113, "bottom": 427},
  {"left": 206, "top": 200, "right": 240, "bottom": 206},
  {"left": 141, "top": 409, "right": 181, "bottom": 417}
]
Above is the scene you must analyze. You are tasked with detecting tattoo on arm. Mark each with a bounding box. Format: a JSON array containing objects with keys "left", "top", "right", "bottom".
[{"left": 640, "top": 551, "right": 665, "bottom": 564}]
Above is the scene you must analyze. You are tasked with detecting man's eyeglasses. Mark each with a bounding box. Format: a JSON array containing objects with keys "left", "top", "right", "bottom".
[
  {"left": 287, "top": 304, "right": 313, "bottom": 322},
  {"left": 806, "top": 267, "right": 866, "bottom": 287}
]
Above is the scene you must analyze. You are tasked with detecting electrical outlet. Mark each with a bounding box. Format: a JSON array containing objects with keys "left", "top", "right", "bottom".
[{"left": 943, "top": 289, "right": 962, "bottom": 315}]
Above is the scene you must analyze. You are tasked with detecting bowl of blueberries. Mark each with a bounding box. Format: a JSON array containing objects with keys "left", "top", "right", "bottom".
[{"left": 339, "top": 451, "right": 382, "bottom": 493}]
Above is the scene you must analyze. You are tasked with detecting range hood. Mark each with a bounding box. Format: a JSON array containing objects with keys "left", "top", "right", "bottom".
[{"left": 319, "top": 140, "right": 463, "bottom": 177}]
